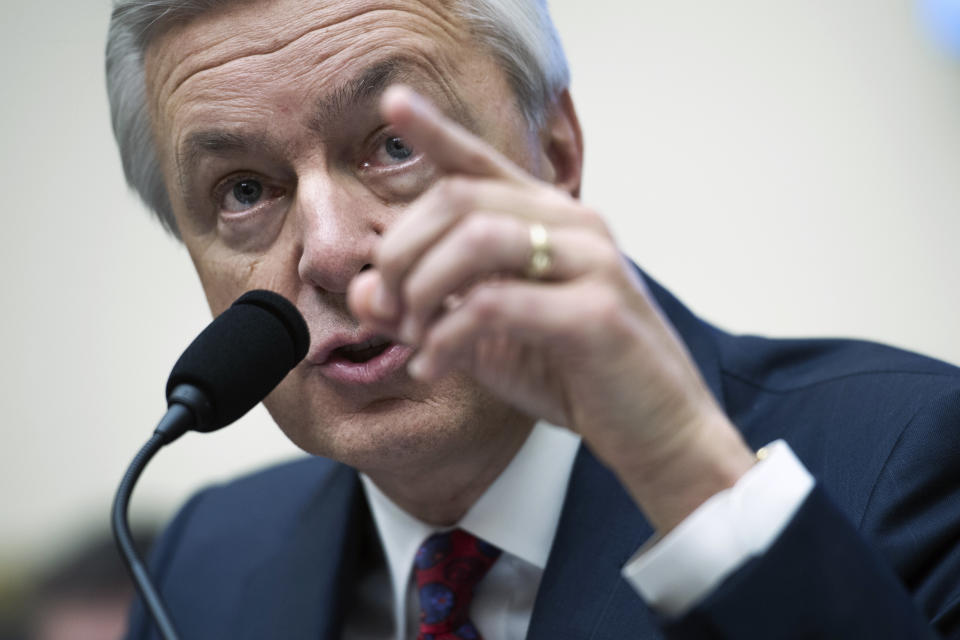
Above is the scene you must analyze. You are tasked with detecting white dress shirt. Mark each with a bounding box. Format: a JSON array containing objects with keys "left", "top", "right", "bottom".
[
  {"left": 356, "top": 422, "right": 582, "bottom": 640},
  {"left": 344, "top": 423, "right": 814, "bottom": 639},
  {"left": 622, "top": 440, "right": 813, "bottom": 616}
]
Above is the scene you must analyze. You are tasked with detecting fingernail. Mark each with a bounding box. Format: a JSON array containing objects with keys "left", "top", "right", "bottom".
[
  {"left": 408, "top": 354, "right": 432, "bottom": 380},
  {"left": 407, "top": 354, "right": 425, "bottom": 379},
  {"left": 403, "top": 89, "right": 431, "bottom": 116}
]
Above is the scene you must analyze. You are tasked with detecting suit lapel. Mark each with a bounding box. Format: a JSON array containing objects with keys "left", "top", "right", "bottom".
[
  {"left": 527, "top": 446, "right": 661, "bottom": 638},
  {"left": 528, "top": 270, "right": 727, "bottom": 639},
  {"left": 232, "top": 463, "right": 368, "bottom": 640}
]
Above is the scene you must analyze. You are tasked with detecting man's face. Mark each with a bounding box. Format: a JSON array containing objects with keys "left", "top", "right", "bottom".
[{"left": 145, "top": 0, "right": 542, "bottom": 471}]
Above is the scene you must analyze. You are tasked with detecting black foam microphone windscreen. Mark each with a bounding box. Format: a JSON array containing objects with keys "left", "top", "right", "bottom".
[{"left": 165, "top": 290, "right": 310, "bottom": 431}]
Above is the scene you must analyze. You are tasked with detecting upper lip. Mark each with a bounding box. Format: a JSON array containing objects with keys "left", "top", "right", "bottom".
[{"left": 307, "top": 330, "right": 392, "bottom": 366}]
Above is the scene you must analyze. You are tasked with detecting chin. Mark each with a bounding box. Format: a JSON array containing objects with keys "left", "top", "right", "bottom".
[{"left": 263, "top": 370, "right": 517, "bottom": 473}]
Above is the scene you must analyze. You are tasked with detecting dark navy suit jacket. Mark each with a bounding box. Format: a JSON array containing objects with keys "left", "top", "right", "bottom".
[{"left": 127, "top": 276, "right": 960, "bottom": 638}]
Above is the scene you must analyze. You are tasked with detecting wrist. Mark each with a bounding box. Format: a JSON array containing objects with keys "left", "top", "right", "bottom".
[{"left": 612, "top": 409, "right": 756, "bottom": 534}]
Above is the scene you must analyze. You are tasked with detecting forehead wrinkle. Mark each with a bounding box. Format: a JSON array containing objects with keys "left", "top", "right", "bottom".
[
  {"left": 155, "top": 3, "right": 464, "bottom": 114},
  {"left": 148, "top": 3, "right": 470, "bottom": 169},
  {"left": 150, "top": 4, "right": 351, "bottom": 108}
]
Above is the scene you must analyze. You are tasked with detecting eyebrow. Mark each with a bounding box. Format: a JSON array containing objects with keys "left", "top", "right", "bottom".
[
  {"left": 180, "top": 129, "right": 272, "bottom": 158},
  {"left": 176, "top": 129, "right": 282, "bottom": 192},
  {"left": 174, "top": 56, "right": 470, "bottom": 191},
  {"left": 307, "top": 57, "right": 411, "bottom": 133},
  {"left": 308, "top": 56, "right": 475, "bottom": 133},
  {"left": 175, "top": 58, "right": 413, "bottom": 183}
]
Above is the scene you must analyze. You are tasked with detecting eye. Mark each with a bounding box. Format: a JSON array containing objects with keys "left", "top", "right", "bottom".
[
  {"left": 357, "top": 128, "right": 433, "bottom": 201},
  {"left": 363, "top": 132, "right": 419, "bottom": 169},
  {"left": 384, "top": 136, "right": 413, "bottom": 161},
  {"left": 218, "top": 176, "right": 285, "bottom": 216},
  {"left": 233, "top": 179, "right": 263, "bottom": 205},
  {"left": 221, "top": 178, "right": 264, "bottom": 212}
]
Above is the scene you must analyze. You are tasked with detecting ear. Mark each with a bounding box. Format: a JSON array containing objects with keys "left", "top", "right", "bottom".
[{"left": 539, "top": 89, "right": 584, "bottom": 199}]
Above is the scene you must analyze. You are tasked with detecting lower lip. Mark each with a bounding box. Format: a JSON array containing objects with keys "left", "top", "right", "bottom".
[{"left": 318, "top": 343, "right": 414, "bottom": 385}]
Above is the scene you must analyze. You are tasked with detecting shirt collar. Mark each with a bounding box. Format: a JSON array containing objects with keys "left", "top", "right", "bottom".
[{"left": 360, "top": 422, "right": 581, "bottom": 631}]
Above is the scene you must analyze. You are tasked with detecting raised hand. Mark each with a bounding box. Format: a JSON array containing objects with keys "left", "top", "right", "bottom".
[{"left": 348, "top": 86, "right": 755, "bottom": 532}]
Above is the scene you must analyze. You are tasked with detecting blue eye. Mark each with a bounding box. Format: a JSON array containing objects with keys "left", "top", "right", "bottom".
[
  {"left": 384, "top": 136, "right": 413, "bottom": 161},
  {"left": 233, "top": 179, "right": 263, "bottom": 205}
]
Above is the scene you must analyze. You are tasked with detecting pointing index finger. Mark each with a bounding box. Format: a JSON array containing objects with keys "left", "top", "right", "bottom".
[{"left": 381, "top": 85, "right": 526, "bottom": 182}]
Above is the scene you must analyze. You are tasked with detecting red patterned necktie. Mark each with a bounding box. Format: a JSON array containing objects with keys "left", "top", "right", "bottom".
[{"left": 414, "top": 528, "right": 501, "bottom": 640}]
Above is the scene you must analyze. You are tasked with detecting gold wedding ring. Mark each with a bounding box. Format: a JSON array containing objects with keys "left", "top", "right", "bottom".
[{"left": 526, "top": 223, "right": 552, "bottom": 279}]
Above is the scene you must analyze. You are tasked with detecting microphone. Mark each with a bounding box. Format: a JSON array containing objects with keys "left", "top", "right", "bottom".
[
  {"left": 164, "top": 289, "right": 311, "bottom": 435},
  {"left": 111, "top": 290, "right": 309, "bottom": 640}
]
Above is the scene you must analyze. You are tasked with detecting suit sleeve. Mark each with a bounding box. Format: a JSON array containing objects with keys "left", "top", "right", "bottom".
[{"left": 663, "top": 387, "right": 960, "bottom": 639}]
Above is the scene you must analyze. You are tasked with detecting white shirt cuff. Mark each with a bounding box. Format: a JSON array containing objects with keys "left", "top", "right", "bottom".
[{"left": 621, "top": 440, "right": 814, "bottom": 617}]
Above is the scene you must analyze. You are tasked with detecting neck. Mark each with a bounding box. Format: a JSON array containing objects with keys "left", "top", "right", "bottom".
[{"left": 365, "top": 414, "right": 536, "bottom": 526}]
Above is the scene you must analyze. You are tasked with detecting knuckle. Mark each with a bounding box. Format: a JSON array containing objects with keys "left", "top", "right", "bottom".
[
  {"left": 436, "top": 176, "right": 474, "bottom": 212},
  {"left": 461, "top": 147, "right": 493, "bottom": 173},
  {"left": 423, "top": 326, "right": 453, "bottom": 355},
  {"left": 594, "top": 242, "right": 626, "bottom": 277},
  {"left": 466, "top": 286, "right": 501, "bottom": 324},
  {"left": 585, "top": 286, "right": 626, "bottom": 327},
  {"left": 460, "top": 215, "right": 500, "bottom": 250},
  {"left": 579, "top": 206, "right": 612, "bottom": 234},
  {"left": 545, "top": 186, "right": 575, "bottom": 208}
]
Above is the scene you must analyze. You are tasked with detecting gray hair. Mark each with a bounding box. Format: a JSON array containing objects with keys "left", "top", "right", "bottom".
[{"left": 105, "top": 0, "right": 571, "bottom": 238}]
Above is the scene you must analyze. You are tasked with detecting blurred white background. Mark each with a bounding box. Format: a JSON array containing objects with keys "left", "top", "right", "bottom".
[{"left": 1, "top": 0, "right": 958, "bottom": 580}]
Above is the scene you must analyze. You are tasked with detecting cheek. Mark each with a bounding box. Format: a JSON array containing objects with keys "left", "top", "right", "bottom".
[
  {"left": 190, "top": 242, "right": 292, "bottom": 314},
  {"left": 261, "top": 374, "right": 322, "bottom": 452}
]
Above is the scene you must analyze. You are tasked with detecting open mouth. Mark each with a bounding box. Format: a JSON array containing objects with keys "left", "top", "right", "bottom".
[
  {"left": 316, "top": 335, "right": 413, "bottom": 385},
  {"left": 329, "top": 336, "right": 394, "bottom": 364}
]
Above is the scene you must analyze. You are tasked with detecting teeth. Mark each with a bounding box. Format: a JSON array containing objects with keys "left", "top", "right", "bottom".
[{"left": 340, "top": 336, "right": 389, "bottom": 353}]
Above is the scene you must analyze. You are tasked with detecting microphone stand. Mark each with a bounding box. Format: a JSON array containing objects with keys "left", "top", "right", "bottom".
[
  {"left": 110, "top": 289, "right": 309, "bottom": 640},
  {"left": 111, "top": 403, "right": 193, "bottom": 640}
]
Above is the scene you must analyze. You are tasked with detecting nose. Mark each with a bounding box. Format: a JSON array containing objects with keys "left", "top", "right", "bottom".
[{"left": 295, "top": 176, "right": 382, "bottom": 294}]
